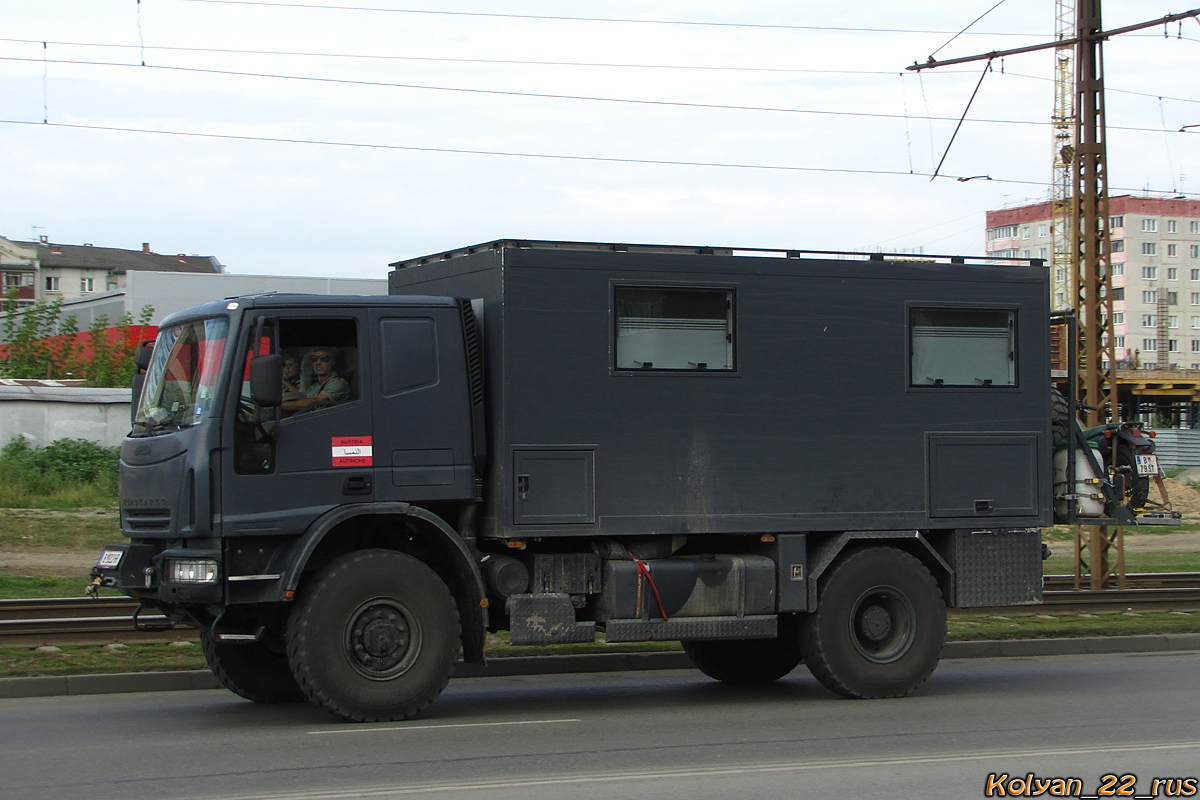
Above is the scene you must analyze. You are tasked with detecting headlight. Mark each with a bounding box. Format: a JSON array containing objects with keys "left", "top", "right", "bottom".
[{"left": 168, "top": 558, "right": 219, "bottom": 584}]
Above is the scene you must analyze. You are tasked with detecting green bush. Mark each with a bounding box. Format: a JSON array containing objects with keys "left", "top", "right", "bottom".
[{"left": 0, "top": 437, "right": 119, "bottom": 508}]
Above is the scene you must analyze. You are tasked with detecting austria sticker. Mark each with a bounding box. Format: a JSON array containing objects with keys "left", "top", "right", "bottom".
[{"left": 332, "top": 436, "right": 373, "bottom": 467}]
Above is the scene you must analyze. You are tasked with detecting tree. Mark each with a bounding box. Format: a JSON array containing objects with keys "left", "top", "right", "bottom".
[{"left": 1, "top": 288, "right": 153, "bottom": 386}]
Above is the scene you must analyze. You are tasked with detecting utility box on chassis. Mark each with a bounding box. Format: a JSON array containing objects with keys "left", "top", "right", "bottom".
[{"left": 94, "top": 240, "right": 1050, "bottom": 722}]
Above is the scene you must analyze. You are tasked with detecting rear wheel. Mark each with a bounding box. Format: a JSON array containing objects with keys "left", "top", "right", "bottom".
[
  {"left": 683, "top": 617, "right": 803, "bottom": 684},
  {"left": 800, "top": 547, "right": 945, "bottom": 699},
  {"left": 201, "top": 627, "right": 306, "bottom": 704},
  {"left": 287, "top": 549, "right": 460, "bottom": 722}
]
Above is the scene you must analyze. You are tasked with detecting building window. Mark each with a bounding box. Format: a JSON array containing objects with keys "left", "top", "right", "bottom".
[
  {"left": 1170, "top": 339, "right": 1179, "bottom": 352},
  {"left": 1168, "top": 245, "right": 1178, "bottom": 258},
  {"left": 614, "top": 286, "right": 734, "bottom": 371},
  {"left": 1169, "top": 267, "right": 1179, "bottom": 280},
  {"left": 44, "top": 276, "right": 59, "bottom": 291},
  {"left": 1168, "top": 220, "right": 1178, "bottom": 233},
  {"left": 1055, "top": 291, "right": 1066, "bottom": 307},
  {"left": 1193, "top": 340, "right": 1200, "bottom": 353},
  {"left": 1142, "top": 314, "right": 1156, "bottom": 327},
  {"left": 1112, "top": 263, "right": 1124, "bottom": 276},
  {"left": 1144, "top": 339, "right": 1157, "bottom": 351},
  {"left": 1023, "top": 250, "right": 1032, "bottom": 258},
  {"left": 1192, "top": 221, "right": 1200, "bottom": 234},
  {"left": 990, "top": 249, "right": 1020, "bottom": 258},
  {"left": 80, "top": 277, "right": 94, "bottom": 293},
  {"left": 1022, "top": 227, "right": 1031, "bottom": 239},
  {"left": 1170, "top": 315, "right": 1179, "bottom": 328},
  {"left": 1110, "top": 215, "right": 1124, "bottom": 229},
  {"left": 987, "top": 225, "right": 1019, "bottom": 241},
  {"left": 1040, "top": 247, "right": 1048, "bottom": 260},
  {"left": 1169, "top": 292, "right": 1179, "bottom": 305},
  {"left": 1112, "top": 239, "right": 1125, "bottom": 253},
  {"left": 1115, "top": 335, "right": 1125, "bottom": 348},
  {"left": 1142, "top": 219, "right": 1157, "bottom": 232},
  {"left": 1113, "top": 288, "right": 1124, "bottom": 300},
  {"left": 1143, "top": 267, "right": 1156, "bottom": 280},
  {"left": 910, "top": 308, "right": 1015, "bottom": 387},
  {"left": 1055, "top": 268, "right": 1066, "bottom": 283},
  {"left": 1193, "top": 316, "right": 1200, "bottom": 329},
  {"left": 1143, "top": 292, "right": 1157, "bottom": 304},
  {"left": 1038, "top": 224, "right": 1048, "bottom": 237},
  {"left": 1192, "top": 245, "right": 1200, "bottom": 259},
  {"left": 1193, "top": 292, "right": 1200, "bottom": 305},
  {"left": 1113, "top": 312, "right": 1125, "bottom": 325},
  {"left": 1143, "top": 243, "right": 1158, "bottom": 256}
]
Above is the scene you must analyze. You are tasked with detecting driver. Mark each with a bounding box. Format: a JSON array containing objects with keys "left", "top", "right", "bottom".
[{"left": 282, "top": 347, "right": 350, "bottom": 413}]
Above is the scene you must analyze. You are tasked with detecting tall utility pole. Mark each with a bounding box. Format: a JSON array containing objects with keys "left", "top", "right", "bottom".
[{"left": 908, "top": 4, "right": 1200, "bottom": 589}]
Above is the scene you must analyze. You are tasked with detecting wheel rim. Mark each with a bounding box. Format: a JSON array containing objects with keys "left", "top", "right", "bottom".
[
  {"left": 343, "top": 597, "right": 422, "bottom": 680},
  {"left": 848, "top": 585, "right": 915, "bottom": 664}
]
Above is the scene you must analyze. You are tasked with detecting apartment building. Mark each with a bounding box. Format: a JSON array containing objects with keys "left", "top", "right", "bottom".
[
  {"left": 0, "top": 234, "right": 222, "bottom": 307},
  {"left": 986, "top": 196, "right": 1200, "bottom": 369}
]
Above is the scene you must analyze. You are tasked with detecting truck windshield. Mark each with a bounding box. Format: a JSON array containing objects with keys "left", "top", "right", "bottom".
[{"left": 133, "top": 317, "right": 230, "bottom": 433}]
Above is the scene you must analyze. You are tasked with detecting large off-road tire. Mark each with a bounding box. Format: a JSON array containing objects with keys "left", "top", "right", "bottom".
[
  {"left": 201, "top": 628, "right": 306, "bottom": 704},
  {"left": 1117, "top": 443, "right": 1151, "bottom": 510},
  {"left": 682, "top": 616, "right": 803, "bottom": 684},
  {"left": 287, "top": 549, "right": 460, "bottom": 722},
  {"left": 1051, "top": 387, "right": 1070, "bottom": 450},
  {"left": 800, "top": 547, "right": 945, "bottom": 699}
]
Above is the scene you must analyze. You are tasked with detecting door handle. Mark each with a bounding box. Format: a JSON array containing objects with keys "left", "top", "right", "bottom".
[{"left": 343, "top": 475, "right": 372, "bottom": 496}]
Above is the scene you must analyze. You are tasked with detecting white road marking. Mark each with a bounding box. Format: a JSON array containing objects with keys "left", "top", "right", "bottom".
[
  {"left": 306, "top": 718, "right": 581, "bottom": 736},
  {"left": 211, "top": 740, "right": 1200, "bottom": 799}
]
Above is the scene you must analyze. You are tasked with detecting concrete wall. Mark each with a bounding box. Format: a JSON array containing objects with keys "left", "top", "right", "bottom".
[{"left": 0, "top": 384, "right": 132, "bottom": 448}]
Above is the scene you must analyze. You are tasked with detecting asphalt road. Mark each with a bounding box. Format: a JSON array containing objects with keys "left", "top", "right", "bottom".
[{"left": 3, "top": 652, "right": 1200, "bottom": 800}]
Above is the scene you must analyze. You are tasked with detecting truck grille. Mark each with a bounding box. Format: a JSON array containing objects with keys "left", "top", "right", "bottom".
[{"left": 123, "top": 508, "right": 172, "bottom": 534}]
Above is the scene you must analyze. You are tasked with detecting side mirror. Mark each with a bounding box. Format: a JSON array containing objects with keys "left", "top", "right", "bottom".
[
  {"left": 249, "top": 354, "right": 283, "bottom": 407},
  {"left": 131, "top": 373, "right": 146, "bottom": 425},
  {"left": 134, "top": 341, "right": 154, "bottom": 372}
]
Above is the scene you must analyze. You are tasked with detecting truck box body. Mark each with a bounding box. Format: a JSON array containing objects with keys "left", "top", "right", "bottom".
[{"left": 389, "top": 241, "right": 1053, "bottom": 541}]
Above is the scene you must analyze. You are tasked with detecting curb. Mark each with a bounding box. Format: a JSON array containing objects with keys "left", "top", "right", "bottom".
[{"left": 3, "top": 634, "right": 1199, "bottom": 700}]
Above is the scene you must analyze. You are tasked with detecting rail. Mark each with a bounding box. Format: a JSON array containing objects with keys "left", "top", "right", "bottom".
[{"left": 3, "top": 574, "right": 1199, "bottom": 647}]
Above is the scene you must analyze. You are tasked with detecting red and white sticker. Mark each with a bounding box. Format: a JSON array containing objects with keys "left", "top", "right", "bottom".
[{"left": 332, "top": 436, "right": 373, "bottom": 467}]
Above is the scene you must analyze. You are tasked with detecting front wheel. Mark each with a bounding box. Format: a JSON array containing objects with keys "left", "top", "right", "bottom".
[
  {"left": 800, "top": 547, "right": 945, "bottom": 699},
  {"left": 683, "top": 617, "right": 803, "bottom": 684},
  {"left": 287, "top": 549, "right": 460, "bottom": 722},
  {"left": 202, "top": 627, "right": 306, "bottom": 704}
]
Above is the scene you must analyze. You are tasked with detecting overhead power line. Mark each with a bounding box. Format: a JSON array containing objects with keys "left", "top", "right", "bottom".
[
  {"left": 175, "top": 0, "right": 1044, "bottom": 37},
  {"left": 3, "top": 38, "right": 1192, "bottom": 105},
  {"left": 0, "top": 38, "right": 914, "bottom": 76},
  {"left": 0, "top": 118, "right": 1191, "bottom": 199},
  {"left": 1, "top": 55, "right": 1188, "bottom": 135}
]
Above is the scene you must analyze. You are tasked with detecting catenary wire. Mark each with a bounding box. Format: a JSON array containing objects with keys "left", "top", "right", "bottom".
[
  {"left": 1, "top": 55, "right": 1189, "bottom": 135},
  {"left": 174, "top": 0, "right": 1045, "bottom": 37},
  {"left": 1, "top": 118, "right": 1192, "bottom": 199}
]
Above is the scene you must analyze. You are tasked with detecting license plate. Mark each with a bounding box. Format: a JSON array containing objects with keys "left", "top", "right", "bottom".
[
  {"left": 97, "top": 549, "right": 123, "bottom": 568},
  {"left": 1134, "top": 454, "right": 1159, "bottom": 477}
]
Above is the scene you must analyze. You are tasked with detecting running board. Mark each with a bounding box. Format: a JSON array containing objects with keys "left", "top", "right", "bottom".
[{"left": 604, "top": 615, "right": 778, "bottom": 642}]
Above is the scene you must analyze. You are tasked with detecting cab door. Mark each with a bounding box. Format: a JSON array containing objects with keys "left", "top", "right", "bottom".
[
  {"left": 368, "top": 306, "right": 476, "bottom": 503},
  {"left": 221, "top": 309, "right": 374, "bottom": 540}
]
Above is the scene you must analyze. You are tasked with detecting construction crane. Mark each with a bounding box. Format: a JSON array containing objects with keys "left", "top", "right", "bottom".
[{"left": 1050, "top": 0, "right": 1075, "bottom": 315}]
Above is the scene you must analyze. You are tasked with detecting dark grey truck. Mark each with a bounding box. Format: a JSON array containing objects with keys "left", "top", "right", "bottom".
[{"left": 92, "top": 240, "right": 1051, "bottom": 721}]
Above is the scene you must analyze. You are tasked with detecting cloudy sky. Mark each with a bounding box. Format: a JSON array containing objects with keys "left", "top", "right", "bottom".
[{"left": 1, "top": 0, "right": 1196, "bottom": 278}]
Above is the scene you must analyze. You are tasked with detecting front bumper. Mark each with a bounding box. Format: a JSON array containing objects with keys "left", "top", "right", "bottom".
[{"left": 90, "top": 543, "right": 223, "bottom": 604}]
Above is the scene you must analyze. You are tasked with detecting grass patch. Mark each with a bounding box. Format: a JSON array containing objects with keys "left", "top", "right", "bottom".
[
  {"left": 2, "top": 611, "right": 1198, "bottom": 679},
  {"left": 1044, "top": 551, "right": 1200, "bottom": 575},
  {"left": 0, "top": 509, "right": 120, "bottom": 550},
  {"left": 0, "top": 438, "right": 119, "bottom": 510},
  {"left": 0, "top": 643, "right": 205, "bottom": 678},
  {"left": 0, "top": 575, "right": 99, "bottom": 598},
  {"left": 947, "top": 609, "right": 1200, "bottom": 640}
]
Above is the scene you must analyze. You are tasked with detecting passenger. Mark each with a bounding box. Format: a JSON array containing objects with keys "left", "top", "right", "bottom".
[
  {"left": 281, "top": 353, "right": 304, "bottom": 404},
  {"left": 282, "top": 347, "right": 350, "bottom": 413}
]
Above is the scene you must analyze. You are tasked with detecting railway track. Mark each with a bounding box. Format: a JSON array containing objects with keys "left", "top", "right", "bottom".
[{"left": 3, "top": 574, "right": 1199, "bottom": 647}]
